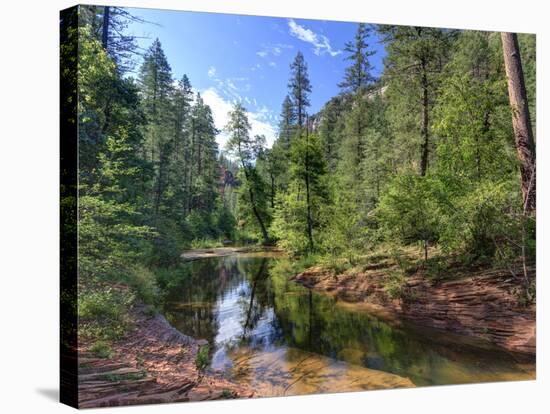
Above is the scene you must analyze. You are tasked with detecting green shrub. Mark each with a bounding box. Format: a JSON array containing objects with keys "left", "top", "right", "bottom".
[
  {"left": 319, "top": 254, "right": 351, "bottom": 275},
  {"left": 186, "top": 210, "right": 216, "bottom": 240},
  {"left": 195, "top": 344, "right": 210, "bottom": 371},
  {"left": 101, "top": 369, "right": 146, "bottom": 382},
  {"left": 377, "top": 173, "right": 442, "bottom": 261},
  {"left": 78, "top": 194, "right": 154, "bottom": 280},
  {"left": 425, "top": 257, "right": 449, "bottom": 280},
  {"left": 78, "top": 287, "right": 134, "bottom": 340},
  {"left": 124, "top": 265, "right": 159, "bottom": 306},
  {"left": 147, "top": 217, "right": 185, "bottom": 267},
  {"left": 190, "top": 238, "right": 224, "bottom": 249},
  {"left": 90, "top": 340, "right": 113, "bottom": 358},
  {"left": 222, "top": 389, "right": 234, "bottom": 399},
  {"left": 213, "top": 203, "right": 237, "bottom": 240},
  {"left": 384, "top": 270, "right": 406, "bottom": 300},
  {"left": 438, "top": 180, "right": 533, "bottom": 264}
]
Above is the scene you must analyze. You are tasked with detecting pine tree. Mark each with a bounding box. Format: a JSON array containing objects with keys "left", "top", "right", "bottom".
[
  {"left": 138, "top": 38, "right": 175, "bottom": 215},
  {"left": 378, "top": 25, "right": 456, "bottom": 176},
  {"left": 501, "top": 32, "right": 536, "bottom": 215},
  {"left": 79, "top": 5, "right": 146, "bottom": 73},
  {"left": 278, "top": 95, "right": 297, "bottom": 150},
  {"left": 172, "top": 75, "right": 194, "bottom": 214},
  {"left": 288, "top": 52, "right": 312, "bottom": 128},
  {"left": 317, "top": 95, "right": 352, "bottom": 172},
  {"left": 339, "top": 23, "right": 376, "bottom": 93},
  {"left": 191, "top": 94, "right": 219, "bottom": 212}
]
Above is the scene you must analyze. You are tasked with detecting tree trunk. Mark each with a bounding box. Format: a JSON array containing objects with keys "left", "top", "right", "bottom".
[
  {"left": 102, "top": 6, "right": 110, "bottom": 50},
  {"left": 286, "top": 119, "right": 291, "bottom": 150},
  {"left": 501, "top": 32, "right": 536, "bottom": 216},
  {"left": 243, "top": 258, "right": 267, "bottom": 333},
  {"left": 270, "top": 173, "right": 275, "bottom": 209},
  {"left": 240, "top": 153, "right": 269, "bottom": 244},
  {"left": 420, "top": 58, "right": 430, "bottom": 176},
  {"left": 154, "top": 148, "right": 166, "bottom": 215},
  {"left": 246, "top": 178, "right": 269, "bottom": 244},
  {"left": 305, "top": 122, "right": 314, "bottom": 251},
  {"left": 188, "top": 118, "right": 195, "bottom": 212}
]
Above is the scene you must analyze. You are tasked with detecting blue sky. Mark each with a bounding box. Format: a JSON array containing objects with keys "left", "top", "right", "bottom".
[{"left": 125, "top": 7, "right": 386, "bottom": 148}]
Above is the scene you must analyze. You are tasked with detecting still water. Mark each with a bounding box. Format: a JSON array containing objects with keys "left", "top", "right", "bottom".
[{"left": 162, "top": 253, "right": 535, "bottom": 396}]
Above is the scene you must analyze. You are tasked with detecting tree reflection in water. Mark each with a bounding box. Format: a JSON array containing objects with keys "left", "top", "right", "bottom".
[{"left": 161, "top": 255, "right": 535, "bottom": 394}]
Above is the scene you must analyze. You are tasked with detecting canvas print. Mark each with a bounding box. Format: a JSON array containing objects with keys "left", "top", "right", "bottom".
[{"left": 60, "top": 4, "right": 536, "bottom": 408}]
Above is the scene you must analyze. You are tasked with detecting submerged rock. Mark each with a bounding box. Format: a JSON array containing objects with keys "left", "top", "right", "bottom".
[{"left": 227, "top": 346, "right": 415, "bottom": 397}]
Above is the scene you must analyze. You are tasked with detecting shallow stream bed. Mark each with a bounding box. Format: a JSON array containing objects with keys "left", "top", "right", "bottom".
[{"left": 161, "top": 253, "right": 535, "bottom": 396}]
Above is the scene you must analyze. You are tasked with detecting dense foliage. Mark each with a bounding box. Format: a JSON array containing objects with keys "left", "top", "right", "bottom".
[{"left": 67, "top": 6, "right": 536, "bottom": 346}]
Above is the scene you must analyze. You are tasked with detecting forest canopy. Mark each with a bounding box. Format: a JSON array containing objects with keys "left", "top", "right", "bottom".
[{"left": 63, "top": 7, "right": 536, "bottom": 343}]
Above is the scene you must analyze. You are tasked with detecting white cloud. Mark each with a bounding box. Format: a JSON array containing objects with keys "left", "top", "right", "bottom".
[
  {"left": 226, "top": 79, "right": 238, "bottom": 92},
  {"left": 268, "top": 61, "right": 277, "bottom": 67},
  {"left": 206, "top": 68, "right": 251, "bottom": 101},
  {"left": 288, "top": 19, "right": 342, "bottom": 57},
  {"left": 249, "top": 112, "right": 277, "bottom": 148},
  {"left": 256, "top": 43, "right": 293, "bottom": 60},
  {"left": 201, "top": 88, "right": 277, "bottom": 149}
]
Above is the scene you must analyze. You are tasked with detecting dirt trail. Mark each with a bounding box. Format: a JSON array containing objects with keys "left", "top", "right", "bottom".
[{"left": 78, "top": 304, "right": 253, "bottom": 408}]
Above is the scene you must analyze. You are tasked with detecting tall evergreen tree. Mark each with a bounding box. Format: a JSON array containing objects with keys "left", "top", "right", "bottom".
[
  {"left": 501, "top": 32, "right": 536, "bottom": 216},
  {"left": 278, "top": 95, "right": 297, "bottom": 149},
  {"left": 288, "top": 52, "right": 312, "bottom": 128},
  {"left": 138, "top": 39, "right": 175, "bottom": 215},
  {"left": 169, "top": 74, "right": 194, "bottom": 215},
  {"left": 190, "top": 94, "right": 219, "bottom": 211},
  {"left": 378, "top": 25, "right": 455, "bottom": 175},
  {"left": 339, "top": 23, "right": 376, "bottom": 93},
  {"left": 318, "top": 95, "right": 351, "bottom": 172}
]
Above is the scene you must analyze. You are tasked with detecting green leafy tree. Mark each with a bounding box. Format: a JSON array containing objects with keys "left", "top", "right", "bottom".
[
  {"left": 225, "top": 103, "right": 270, "bottom": 243},
  {"left": 272, "top": 131, "right": 328, "bottom": 253},
  {"left": 378, "top": 173, "right": 442, "bottom": 261}
]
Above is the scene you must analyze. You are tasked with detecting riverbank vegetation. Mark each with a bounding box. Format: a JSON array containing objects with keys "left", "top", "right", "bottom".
[{"left": 63, "top": 5, "right": 536, "bottom": 354}]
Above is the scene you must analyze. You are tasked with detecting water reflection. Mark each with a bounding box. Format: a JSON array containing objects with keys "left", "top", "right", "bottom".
[{"left": 163, "top": 255, "right": 534, "bottom": 395}]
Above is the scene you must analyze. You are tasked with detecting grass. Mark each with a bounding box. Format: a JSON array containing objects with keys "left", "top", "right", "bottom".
[
  {"left": 78, "top": 263, "right": 162, "bottom": 343},
  {"left": 90, "top": 340, "right": 113, "bottom": 358},
  {"left": 222, "top": 389, "right": 234, "bottom": 399},
  {"left": 384, "top": 270, "right": 407, "bottom": 300},
  {"left": 101, "top": 369, "right": 147, "bottom": 382},
  {"left": 143, "top": 305, "right": 157, "bottom": 317},
  {"left": 319, "top": 254, "right": 354, "bottom": 274},
  {"left": 195, "top": 344, "right": 210, "bottom": 371},
  {"left": 190, "top": 238, "right": 225, "bottom": 249}
]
